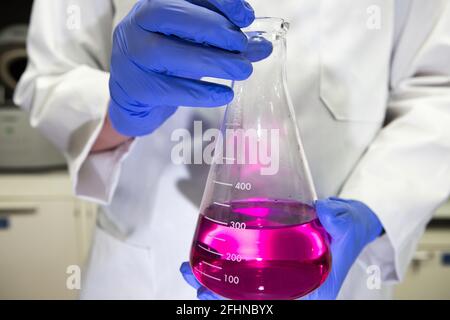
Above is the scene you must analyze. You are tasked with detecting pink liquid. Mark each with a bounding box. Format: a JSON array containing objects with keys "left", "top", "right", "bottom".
[{"left": 190, "top": 199, "right": 331, "bottom": 300}]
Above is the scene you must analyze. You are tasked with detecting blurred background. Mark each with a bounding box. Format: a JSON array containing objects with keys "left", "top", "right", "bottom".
[{"left": 0, "top": 0, "right": 449, "bottom": 299}]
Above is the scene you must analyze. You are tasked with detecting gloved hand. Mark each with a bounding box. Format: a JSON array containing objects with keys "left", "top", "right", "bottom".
[
  {"left": 180, "top": 197, "right": 383, "bottom": 300},
  {"left": 109, "top": 0, "right": 272, "bottom": 136}
]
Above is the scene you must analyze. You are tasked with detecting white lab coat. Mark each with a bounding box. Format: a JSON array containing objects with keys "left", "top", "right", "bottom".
[{"left": 14, "top": 0, "right": 450, "bottom": 299}]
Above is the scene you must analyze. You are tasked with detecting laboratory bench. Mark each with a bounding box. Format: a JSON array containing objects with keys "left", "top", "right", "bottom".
[{"left": 0, "top": 171, "right": 449, "bottom": 299}]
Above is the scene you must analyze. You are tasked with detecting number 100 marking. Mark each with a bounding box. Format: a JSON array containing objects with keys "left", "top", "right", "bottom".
[{"left": 224, "top": 274, "right": 240, "bottom": 285}]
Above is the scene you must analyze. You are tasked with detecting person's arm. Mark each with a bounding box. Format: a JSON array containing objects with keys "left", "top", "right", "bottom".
[
  {"left": 15, "top": 0, "right": 267, "bottom": 204},
  {"left": 14, "top": 0, "right": 127, "bottom": 203},
  {"left": 90, "top": 112, "right": 132, "bottom": 153},
  {"left": 339, "top": 0, "right": 450, "bottom": 283}
]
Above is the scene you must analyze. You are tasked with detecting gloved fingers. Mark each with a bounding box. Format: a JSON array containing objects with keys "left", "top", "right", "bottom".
[
  {"left": 315, "top": 198, "right": 352, "bottom": 240},
  {"left": 328, "top": 197, "right": 383, "bottom": 241},
  {"left": 180, "top": 262, "right": 203, "bottom": 290},
  {"left": 108, "top": 98, "right": 178, "bottom": 136},
  {"left": 125, "top": 25, "right": 252, "bottom": 81},
  {"left": 303, "top": 265, "right": 341, "bottom": 300},
  {"left": 134, "top": 0, "right": 248, "bottom": 52},
  {"left": 186, "top": 0, "right": 255, "bottom": 28},
  {"left": 327, "top": 197, "right": 373, "bottom": 217},
  {"left": 110, "top": 55, "right": 234, "bottom": 108},
  {"left": 197, "top": 286, "right": 222, "bottom": 300},
  {"left": 328, "top": 196, "right": 349, "bottom": 203},
  {"left": 110, "top": 75, "right": 233, "bottom": 111},
  {"left": 179, "top": 262, "right": 222, "bottom": 300},
  {"left": 243, "top": 36, "right": 273, "bottom": 62},
  {"left": 328, "top": 197, "right": 361, "bottom": 208}
]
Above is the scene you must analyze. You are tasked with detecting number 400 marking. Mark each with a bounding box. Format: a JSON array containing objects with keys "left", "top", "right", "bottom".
[{"left": 235, "top": 182, "right": 252, "bottom": 191}]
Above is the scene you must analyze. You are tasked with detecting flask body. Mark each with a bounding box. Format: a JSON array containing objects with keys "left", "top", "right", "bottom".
[{"left": 190, "top": 18, "right": 331, "bottom": 300}]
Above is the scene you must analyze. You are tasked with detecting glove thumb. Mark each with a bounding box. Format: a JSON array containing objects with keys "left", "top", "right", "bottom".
[{"left": 315, "top": 198, "right": 352, "bottom": 241}]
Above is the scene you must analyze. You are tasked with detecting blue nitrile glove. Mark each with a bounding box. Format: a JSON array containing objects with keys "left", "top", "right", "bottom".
[
  {"left": 180, "top": 197, "right": 383, "bottom": 300},
  {"left": 302, "top": 197, "right": 383, "bottom": 299},
  {"left": 109, "top": 0, "right": 272, "bottom": 136}
]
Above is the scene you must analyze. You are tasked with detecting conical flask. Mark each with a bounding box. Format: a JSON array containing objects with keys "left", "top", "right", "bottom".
[{"left": 189, "top": 18, "right": 331, "bottom": 300}]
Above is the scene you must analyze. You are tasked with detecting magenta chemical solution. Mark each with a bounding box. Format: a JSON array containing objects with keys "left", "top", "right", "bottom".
[{"left": 190, "top": 199, "right": 331, "bottom": 300}]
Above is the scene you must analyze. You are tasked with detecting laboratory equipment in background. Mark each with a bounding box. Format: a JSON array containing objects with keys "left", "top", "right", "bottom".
[
  {"left": 0, "top": 8, "right": 65, "bottom": 171},
  {"left": 190, "top": 18, "right": 331, "bottom": 300},
  {"left": 395, "top": 202, "right": 450, "bottom": 299}
]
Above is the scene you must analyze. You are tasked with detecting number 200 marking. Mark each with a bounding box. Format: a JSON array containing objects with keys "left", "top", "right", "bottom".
[{"left": 226, "top": 253, "right": 242, "bottom": 262}]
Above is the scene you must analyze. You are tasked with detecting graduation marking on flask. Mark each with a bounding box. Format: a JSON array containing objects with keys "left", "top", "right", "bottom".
[
  {"left": 194, "top": 267, "right": 222, "bottom": 282},
  {"left": 197, "top": 243, "right": 223, "bottom": 257},
  {"left": 213, "top": 180, "right": 233, "bottom": 187}
]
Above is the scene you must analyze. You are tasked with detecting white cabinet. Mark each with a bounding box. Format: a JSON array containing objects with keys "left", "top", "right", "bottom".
[{"left": 0, "top": 172, "right": 96, "bottom": 299}]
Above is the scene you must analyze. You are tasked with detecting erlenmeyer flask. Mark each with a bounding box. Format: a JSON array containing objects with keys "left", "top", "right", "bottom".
[{"left": 189, "top": 17, "right": 331, "bottom": 300}]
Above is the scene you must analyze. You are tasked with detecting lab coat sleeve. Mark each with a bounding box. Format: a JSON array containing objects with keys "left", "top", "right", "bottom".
[
  {"left": 339, "top": 1, "right": 450, "bottom": 283},
  {"left": 14, "top": 0, "right": 131, "bottom": 204}
]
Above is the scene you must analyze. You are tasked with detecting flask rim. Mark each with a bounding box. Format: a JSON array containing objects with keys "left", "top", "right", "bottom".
[{"left": 244, "top": 17, "right": 290, "bottom": 36}]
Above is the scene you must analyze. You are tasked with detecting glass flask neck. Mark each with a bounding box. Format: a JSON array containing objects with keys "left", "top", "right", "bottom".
[
  {"left": 243, "top": 18, "right": 289, "bottom": 83},
  {"left": 243, "top": 17, "right": 290, "bottom": 39}
]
